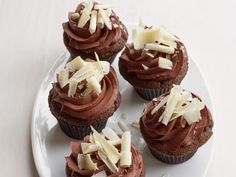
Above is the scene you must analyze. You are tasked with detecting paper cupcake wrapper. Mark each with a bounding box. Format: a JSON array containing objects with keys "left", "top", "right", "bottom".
[
  {"left": 149, "top": 147, "right": 196, "bottom": 164},
  {"left": 134, "top": 87, "right": 171, "bottom": 100},
  {"left": 105, "top": 54, "right": 117, "bottom": 64},
  {"left": 58, "top": 119, "right": 108, "bottom": 140}
]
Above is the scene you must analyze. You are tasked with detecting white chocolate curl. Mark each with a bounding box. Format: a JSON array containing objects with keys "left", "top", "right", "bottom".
[{"left": 120, "top": 131, "right": 132, "bottom": 168}]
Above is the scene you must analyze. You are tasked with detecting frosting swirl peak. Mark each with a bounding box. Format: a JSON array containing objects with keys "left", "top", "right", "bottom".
[
  {"left": 49, "top": 66, "right": 119, "bottom": 120},
  {"left": 48, "top": 56, "right": 120, "bottom": 120},
  {"left": 119, "top": 42, "right": 188, "bottom": 88},
  {"left": 66, "top": 131, "right": 144, "bottom": 177},
  {"left": 140, "top": 92, "right": 213, "bottom": 154},
  {"left": 63, "top": 2, "right": 128, "bottom": 59}
]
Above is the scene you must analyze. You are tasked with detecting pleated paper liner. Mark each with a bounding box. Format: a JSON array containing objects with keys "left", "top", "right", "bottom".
[
  {"left": 149, "top": 146, "right": 197, "bottom": 164},
  {"left": 134, "top": 87, "right": 171, "bottom": 100},
  {"left": 58, "top": 118, "right": 108, "bottom": 140}
]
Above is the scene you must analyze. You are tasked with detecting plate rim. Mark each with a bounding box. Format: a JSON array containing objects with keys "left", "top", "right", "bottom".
[
  {"left": 31, "top": 51, "right": 215, "bottom": 177},
  {"left": 31, "top": 52, "right": 68, "bottom": 177}
]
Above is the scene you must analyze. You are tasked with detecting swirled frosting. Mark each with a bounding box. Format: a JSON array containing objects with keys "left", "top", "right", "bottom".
[
  {"left": 63, "top": 2, "right": 128, "bottom": 57},
  {"left": 119, "top": 42, "right": 188, "bottom": 88},
  {"left": 140, "top": 93, "right": 213, "bottom": 154},
  {"left": 49, "top": 67, "right": 120, "bottom": 120},
  {"left": 66, "top": 139, "right": 144, "bottom": 177}
]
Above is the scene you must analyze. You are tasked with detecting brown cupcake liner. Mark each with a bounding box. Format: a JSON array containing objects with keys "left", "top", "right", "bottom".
[
  {"left": 149, "top": 146, "right": 197, "bottom": 164},
  {"left": 58, "top": 118, "right": 108, "bottom": 140},
  {"left": 134, "top": 87, "right": 171, "bottom": 100},
  {"left": 105, "top": 54, "right": 117, "bottom": 64}
]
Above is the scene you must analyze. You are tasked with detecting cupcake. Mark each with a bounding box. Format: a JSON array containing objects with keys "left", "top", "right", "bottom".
[
  {"left": 48, "top": 55, "right": 121, "bottom": 139},
  {"left": 63, "top": 1, "right": 128, "bottom": 63},
  {"left": 139, "top": 85, "right": 213, "bottom": 164},
  {"left": 65, "top": 127, "right": 145, "bottom": 177},
  {"left": 119, "top": 20, "right": 188, "bottom": 100}
]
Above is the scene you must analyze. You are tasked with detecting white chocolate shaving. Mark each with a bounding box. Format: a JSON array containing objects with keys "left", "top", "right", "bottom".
[
  {"left": 81, "top": 139, "right": 121, "bottom": 154},
  {"left": 68, "top": 79, "right": 79, "bottom": 97},
  {"left": 97, "top": 150, "right": 118, "bottom": 173},
  {"left": 71, "top": 65, "right": 94, "bottom": 82},
  {"left": 108, "top": 139, "right": 121, "bottom": 146},
  {"left": 91, "top": 127, "right": 120, "bottom": 164},
  {"left": 171, "top": 98, "right": 205, "bottom": 123},
  {"left": 82, "top": 143, "right": 101, "bottom": 154},
  {"left": 131, "top": 121, "right": 140, "bottom": 129},
  {"left": 93, "top": 52, "right": 104, "bottom": 79},
  {"left": 66, "top": 56, "right": 86, "bottom": 72},
  {"left": 113, "top": 24, "right": 119, "bottom": 28},
  {"left": 102, "top": 127, "right": 120, "bottom": 141},
  {"left": 158, "top": 57, "right": 173, "bottom": 70},
  {"left": 106, "top": 8, "right": 113, "bottom": 17},
  {"left": 121, "top": 113, "right": 128, "bottom": 120},
  {"left": 79, "top": 84, "right": 85, "bottom": 91},
  {"left": 86, "top": 76, "right": 101, "bottom": 95},
  {"left": 89, "top": 133, "right": 94, "bottom": 143},
  {"left": 77, "top": 154, "right": 97, "bottom": 170},
  {"left": 145, "top": 43, "right": 175, "bottom": 54},
  {"left": 98, "top": 9, "right": 112, "bottom": 30},
  {"left": 120, "top": 131, "right": 132, "bottom": 168},
  {"left": 64, "top": 56, "right": 110, "bottom": 97},
  {"left": 84, "top": 154, "right": 97, "bottom": 170},
  {"left": 89, "top": 10, "right": 97, "bottom": 34},
  {"left": 151, "top": 96, "right": 169, "bottom": 115},
  {"left": 92, "top": 53, "right": 110, "bottom": 76},
  {"left": 97, "top": 10, "right": 105, "bottom": 29},
  {"left": 175, "top": 91, "right": 193, "bottom": 110},
  {"left": 91, "top": 171, "right": 107, "bottom": 177},
  {"left": 133, "top": 28, "right": 160, "bottom": 50},
  {"left": 146, "top": 52, "right": 155, "bottom": 58},
  {"left": 118, "top": 120, "right": 130, "bottom": 132},
  {"left": 81, "top": 86, "right": 93, "bottom": 96},
  {"left": 94, "top": 4, "right": 112, "bottom": 10},
  {"left": 160, "top": 86, "right": 182, "bottom": 125},
  {"left": 161, "top": 39, "right": 177, "bottom": 49},
  {"left": 81, "top": 143, "right": 92, "bottom": 153},
  {"left": 70, "top": 12, "right": 80, "bottom": 21},
  {"left": 58, "top": 68, "right": 69, "bottom": 88},
  {"left": 121, "top": 131, "right": 131, "bottom": 152},
  {"left": 94, "top": 52, "right": 100, "bottom": 61},
  {"left": 131, "top": 118, "right": 140, "bottom": 129},
  {"left": 142, "top": 64, "right": 149, "bottom": 70},
  {"left": 99, "top": 61, "right": 110, "bottom": 75},
  {"left": 159, "top": 27, "right": 179, "bottom": 42},
  {"left": 183, "top": 108, "right": 202, "bottom": 125},
  {"left": 78, "top": 1, "right": 93, "bottom": 28},
  {"left": 151, "top": 85, "right": 205, "bottom": 126},
  {"left": 131, "top": 21, "right": 179, "bottom": 52}
]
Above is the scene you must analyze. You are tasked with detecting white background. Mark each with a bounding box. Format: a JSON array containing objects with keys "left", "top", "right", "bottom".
[{"left": 0, "top": 0, "right": 235, "bottom": 176}]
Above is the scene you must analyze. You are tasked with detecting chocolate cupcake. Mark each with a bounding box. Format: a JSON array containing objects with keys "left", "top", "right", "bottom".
[
  {"left": 48, "top": 56, "right": 121, "bottom": 139},
  {"left": 119, "top": 21, "right": 188, "bottom": 100},
  {"left": 140, "top": 85, "right": 213, "bottom": 164},
  {"left": 65, "top": 127, "right": 145, "bottom": 177},
  {"left": 63, "top": 1, "right": 128, "bottom": 63}
]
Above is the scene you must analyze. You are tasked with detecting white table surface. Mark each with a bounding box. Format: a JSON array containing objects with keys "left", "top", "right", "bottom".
[{"left": 0, "top": 0, "right": 235, "bottom": 176}]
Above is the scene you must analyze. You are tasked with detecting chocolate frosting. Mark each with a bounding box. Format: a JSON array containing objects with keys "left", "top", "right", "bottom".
[
  {"left": 49, "top": 67, "right": 119, "bottom": 120},
  {"left": 119, "top": 42, "right": 188, "bottom": 86},
  {"left": 63, "top": 3, "right": 127, "bottom": 53},
  {"left": 66, "top": 139, "right": 144, "bottom": 177},
  {"left": 140, "top": 93, "right": 213, "bottom": 154}
]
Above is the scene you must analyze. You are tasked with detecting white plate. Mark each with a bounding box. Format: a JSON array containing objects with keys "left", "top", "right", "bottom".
[{"left": 31, "top": 50, "right": 214, "bottom": 177}]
